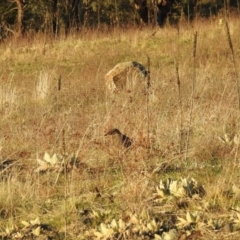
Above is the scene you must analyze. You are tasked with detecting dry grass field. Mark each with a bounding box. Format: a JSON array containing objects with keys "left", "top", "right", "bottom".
[{"left": 1, "top": 17, "right": 240, "bottom": 239}]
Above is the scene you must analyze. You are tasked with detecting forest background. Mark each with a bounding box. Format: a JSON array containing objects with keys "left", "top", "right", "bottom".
[{"left": 0, "top": 0, "right": 240, "bottom": 39}]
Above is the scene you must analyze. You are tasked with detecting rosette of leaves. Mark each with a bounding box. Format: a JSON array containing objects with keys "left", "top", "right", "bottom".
[
  {"left": 177, "top": 212, "right": 204, "bottom": 230},
  {"left": 218, "top": 133, "right": 240, "bottom": 155},
  {"left": 36, "top": 152, "right": 83, "bottom": 173},
  {"left": 229, "top": 207, "right": 240, "bottom": 232},
  {"left": 154, "top": 177, "right": 205, "bottom": 204},
  {"left": 90, "top": 209, "right": 114, "bottom": 226},
  {"left": 0, "top": 217, "right": 60, "bottom": 239},
  {"left": 206, "top": 218, "right": 225, "bottom": 230},
  {"left": 85, "top": 210, "right": 178, "bottom": 239},
  {"left": 177, "top": 212, "right": 227, "bottom": 236},
  {"left": 223, "top": 184, "right": 240, "bottom": 199},
  {"left": 35, "top": 152, "right": 62, "bottom": 172},
  {"left": 218, "top": 133, "right": 234, "bottom": 145}
]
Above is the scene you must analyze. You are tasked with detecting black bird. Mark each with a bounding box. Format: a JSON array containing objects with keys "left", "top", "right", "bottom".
[{"left": 105, "top": 128, "right": 132, "bottom": 148}]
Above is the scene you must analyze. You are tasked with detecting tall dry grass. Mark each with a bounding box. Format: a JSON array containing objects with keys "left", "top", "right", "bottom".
[{"left": 0, "top": 18, "right": 240, "bottom": 238}]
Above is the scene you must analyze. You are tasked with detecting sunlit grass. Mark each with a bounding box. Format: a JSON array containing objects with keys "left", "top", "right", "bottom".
[{"left": 0, "top": 18, "right": 240, "bottom": 238}]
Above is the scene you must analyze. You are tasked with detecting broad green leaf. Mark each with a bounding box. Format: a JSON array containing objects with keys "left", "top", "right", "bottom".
[
  {"left": 162, "top": 229, "right": 178, "bottom": 240},
  {"left": 118, "top": 219, "right": 125, "bottom": 230},
  {"left": 21, "top": 220, "right": 30, "bottom": 227},
  {"left": 14, "top": 232, "right": 23, "bottom": 238},
  {"left": 93, "top": 231, "right": 103, "bottom": 238},
  {"left": 44, "top": 152, "right": 59, "bottom": 165},
  {"left": 30, "top": 217, "right": 40, "bottom": 225},
  {"left": 100, "top": 223, "right": 114, "bottom": 236},
  {"left": 147, "top": 219, "right": 157, "bottom": 231},
  {"left": 92, "top": 210, "right": 100, "bottom": 218},
  {"left": 177, "top": 217, "right": 188, "bottom": 228},
  {"left": 147, "top": 222, "right": 154, "bottom": 231},
  {"left": 186, "top": 212, "right": 195, "bottom": 223},
  {"left": 140, "top": 209, "right": 149, "bottom": 220},
  {"left": 5, "top": 227, "right": 11, "bottom": 235},
  {"left": 32, "top": 226, "right": 41, "bottom": 236},
  {"left": 130, "top": 214, "right": 139, "bottom": 224},
  {"left": 5, "top": 226, "right": 14, "bottom": 235},
  {"left": 176, "top": 186, "right": 186, "bottom": 197},
  {"left": 154, "top": 234, "right": 162, "bottom": 240},
  {"left": 234, "top": 134, "right": 240, "bottom": 145},
  {"left": 156, "top": 187, "right": 165, "bottom": 197},
  {"left": 35, "top": 159, "right": 49, "bottom": 172},
  {"left": 224, "top": 133, "right": 230, "bottom": 143},
  {"left": 43, "top": 152, "right": 51, "bottom": 163},
  {"left": 111, "top": 219, "right": 118, "bottom": 229},
  {"left": 169, "top": 180, "right": 178, "bottom": 195},
  {"left": 37, "top": 158, "right": 48, "bottom": 166}
]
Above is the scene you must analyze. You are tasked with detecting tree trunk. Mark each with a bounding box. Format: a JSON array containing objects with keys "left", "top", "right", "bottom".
[
  {"left": 52, "top": 0, "right": 59, "bottom": 36},
  {"left": 72, "top": 0, "right": 80, "bottom": 31},
  {"left": 14, "top": 0, "right": 24, "bottom": 37},
  {"left": 64, "top": 0, "right": 81, "bottom": 36}
]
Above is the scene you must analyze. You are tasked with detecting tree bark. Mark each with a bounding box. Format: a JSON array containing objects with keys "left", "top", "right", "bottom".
[
  {"left": 14, "top": 0, "right": 24, "bottom": 37},
  {"left": 52, "top": 0, "right": 59, "bottom": 36},
  {"left": 72, "top": 0, "right": 80, "bottom": 31}
]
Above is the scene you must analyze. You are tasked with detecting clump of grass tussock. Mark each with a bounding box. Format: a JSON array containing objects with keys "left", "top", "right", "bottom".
[
  {"left": 34, "top": 71, "right": 51, "bottom": 101},
  {"left": 1, "top": 19, "right": 240, "bottom": 238},
  {"left": 0, "top": 81, "right": 17, "bottom": 111}
]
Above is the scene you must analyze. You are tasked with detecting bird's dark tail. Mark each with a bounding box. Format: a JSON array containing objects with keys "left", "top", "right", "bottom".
[{"left": 132, "top": 61, "right": 148, "bottom": 77}]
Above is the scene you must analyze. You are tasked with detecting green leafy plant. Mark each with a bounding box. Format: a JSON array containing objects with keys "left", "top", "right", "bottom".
[
  {"left": 154, "top": 177, "right": 205, "bottom": 202},
  {"left": 36, "top": 152, "right": 62, "bottom": 172}
]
